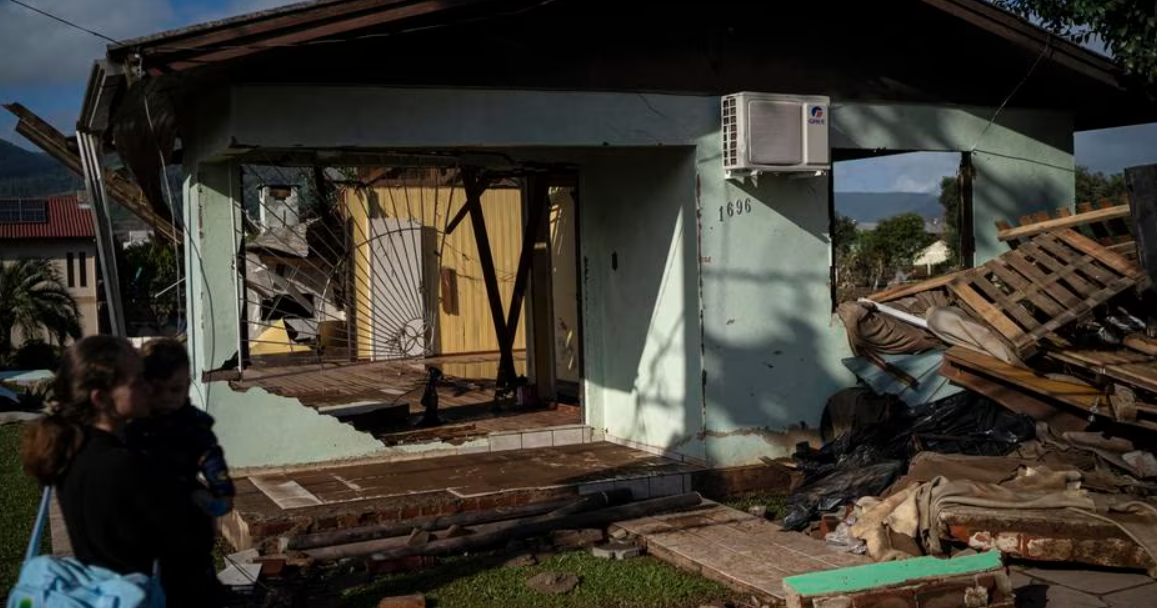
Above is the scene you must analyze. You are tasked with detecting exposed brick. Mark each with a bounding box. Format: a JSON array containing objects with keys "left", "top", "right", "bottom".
[
  {"left": 551, "top": 529, "right": 605, "bottom": 549},
  {"left": 399, "top": 505, "right": 422, "bottom": 520},
  {"left": 691, "top": 464, "right": 795, "bottom": 500}
]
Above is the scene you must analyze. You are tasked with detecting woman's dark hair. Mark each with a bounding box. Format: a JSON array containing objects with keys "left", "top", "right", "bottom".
[
  {"left": 140, "top": 337, "right": 190, "bottom": 381},
  {"left": 21, "top": 335, "right": 139, "bottom": 486}
]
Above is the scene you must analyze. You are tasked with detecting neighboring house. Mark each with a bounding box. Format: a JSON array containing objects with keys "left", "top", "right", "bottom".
[
  {"left": 73, "top": 0, "right": 1157, "bottom": 471},
  {"left": 123, "top": 230, "right": 153, "bottom": 248},
  {"left": 914, "top": 240, "right": 951, "bottom": 273},
  {"left": 0, "top": 195, "right": 100, "bottom": 342}
]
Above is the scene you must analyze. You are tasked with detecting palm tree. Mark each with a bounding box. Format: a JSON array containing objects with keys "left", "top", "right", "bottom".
[{"left": 0, "top": 258, "right": 82, "bottom": 363}]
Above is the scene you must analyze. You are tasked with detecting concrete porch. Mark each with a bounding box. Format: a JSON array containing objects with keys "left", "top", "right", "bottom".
[{"left": 223, "top": 441, "right": 702, "bottom": 552}]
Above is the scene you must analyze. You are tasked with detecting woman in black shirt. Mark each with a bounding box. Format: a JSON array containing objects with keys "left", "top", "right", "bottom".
[{"left": 22, "top": 335, "right": 214, "bottom": 607}]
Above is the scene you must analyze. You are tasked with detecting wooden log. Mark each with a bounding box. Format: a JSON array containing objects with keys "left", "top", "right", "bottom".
[
  {"left": 283, "top": 495, "right": 575, "bottom": 552},
  {"left": 301, "top": 492, "right": 704, "bottom": 562},
  {"left": 546, "top": 489, "right": 634, "bottom": 517}
]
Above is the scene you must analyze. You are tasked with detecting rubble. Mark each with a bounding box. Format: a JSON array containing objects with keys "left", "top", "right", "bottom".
[{"left": 791, "top": 188, "right": 1157, "bottom": 586}]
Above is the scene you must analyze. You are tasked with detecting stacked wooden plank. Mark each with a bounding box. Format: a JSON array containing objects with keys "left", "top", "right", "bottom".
[
  {"left": 857, "top": 196, "right": 1157, "bottom": 435},
  {"left": 996, "top": 197, "right": 1137, "bottom": 262}
]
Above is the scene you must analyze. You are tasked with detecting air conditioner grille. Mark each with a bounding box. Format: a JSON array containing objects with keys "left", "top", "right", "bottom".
[{"left": 722, "top": 96, "right": 738, "bottom": 168}]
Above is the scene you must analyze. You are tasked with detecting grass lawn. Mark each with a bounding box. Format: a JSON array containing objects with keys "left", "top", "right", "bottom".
[
  {"left": 1, "top": 423, "right": 46, "bottom": 593},
  {"left": 336, "top": 550, "right": 737, "bottom": 608}
]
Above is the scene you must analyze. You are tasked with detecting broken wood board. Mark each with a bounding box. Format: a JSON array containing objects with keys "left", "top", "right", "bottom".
[
  {"left": 942, "top": 346, "right": 1157, "bottom": 432},
  {"left": 865, "top": 273, "right": 959, "bottom": 304},
  {"left": 948, "top": 229, "right": 1146, "bottom": 358},
  {"left": 1046, "top": 348, "right": 1157, "bottom": 398},
  {"left": 997, "top": 200, "right": 1132, "bottom": 243},
  {"left": 611, "top": 503, "right": 870, "bottom": 602},
  {"left": 939, "top": 348, "right": 1089, "bottom": 432}
]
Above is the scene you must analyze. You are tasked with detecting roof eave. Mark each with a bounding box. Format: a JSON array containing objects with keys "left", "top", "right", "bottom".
[
  {"left": 78, "top": 60, "right": 127, "bottom": 135},
  {"left": 919, "top": 0, "right": 1125, "bottom": 89}
]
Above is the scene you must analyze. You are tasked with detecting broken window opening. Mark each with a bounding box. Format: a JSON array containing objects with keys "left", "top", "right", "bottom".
[
  {"left": 230, "top": 155, "right": 585, "bottom": 444},
  {"left": 830, "top": 150, "right": 974, "bottom": 307}
]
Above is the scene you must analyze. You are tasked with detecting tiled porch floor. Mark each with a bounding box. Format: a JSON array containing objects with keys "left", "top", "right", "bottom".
[{"left": 224, "top": 441, "right": 701, "bottom": 551}]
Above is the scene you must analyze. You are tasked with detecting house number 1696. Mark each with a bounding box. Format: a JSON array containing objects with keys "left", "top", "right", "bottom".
[{"left": 719, "top": 198, "right": 753, "bottom": 221}]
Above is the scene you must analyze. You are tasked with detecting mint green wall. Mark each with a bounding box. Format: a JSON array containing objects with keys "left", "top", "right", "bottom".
[{"left": 180, "top": 87, "right": 1074, "bottom": 468}]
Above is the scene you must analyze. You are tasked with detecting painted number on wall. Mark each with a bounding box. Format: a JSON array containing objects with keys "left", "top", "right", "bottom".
[{"left": 719, "top": 198, "right": 753, "bottom": 222}]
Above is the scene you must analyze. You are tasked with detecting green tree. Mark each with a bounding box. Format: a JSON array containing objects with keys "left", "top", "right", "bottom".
[
  {"left": 859, "top": 213, "right": 937, "bottom": 288},
  {"left": 938, "top": 175, "right": 962, "bottom": 268},
  {"left": 1075, "top": 165, "right": 1128, "bottom": 204},
  {"left": 994, "top": 1, "right": 1157, "bottom": 87},
  {"left": 118, "top": 240, "right": 182, "bottom": 329},
  {"left": 833, "top": 214, "right": 860, "bottom": 258},
  {"left": 0, "top": 258, "right": 82, "bottom": 363}
]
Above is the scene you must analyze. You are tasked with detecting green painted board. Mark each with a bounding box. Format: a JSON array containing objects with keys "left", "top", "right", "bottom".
[{"left": 782, "top": 551, "right": 1002, "bottom": 596}]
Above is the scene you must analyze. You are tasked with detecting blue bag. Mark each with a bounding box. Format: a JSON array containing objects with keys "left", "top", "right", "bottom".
[{"left": 6, "top": 488, "right": 165, "bottom": 608}]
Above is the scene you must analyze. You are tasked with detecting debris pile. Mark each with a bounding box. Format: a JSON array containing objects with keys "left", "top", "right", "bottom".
[{"left": 789, "top": 187, "right": 1157, "bottom": 577}]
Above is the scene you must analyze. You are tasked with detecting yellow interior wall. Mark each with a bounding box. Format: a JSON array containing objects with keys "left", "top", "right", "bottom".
[{"left": 343, "top": 185, "right": 526, "bottom": 358}]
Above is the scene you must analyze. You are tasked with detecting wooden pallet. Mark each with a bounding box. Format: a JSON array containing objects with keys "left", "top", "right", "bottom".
[
  {"left": 947, "top": 229, "right": 1147, "bottom": 358},
  {"left": 995, "top": 198, "right": 1138, "bottom": 261}
]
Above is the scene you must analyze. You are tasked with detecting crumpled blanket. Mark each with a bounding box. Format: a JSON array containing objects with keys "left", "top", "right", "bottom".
[
  {"left": 850, "top": 464, "right": 1094, "bottom": 562},
  {"left": 837, "top": 300, "right": 943, "bottom": 357},
  {"left": 925, "top": 305, "right": 1024, "bottom": 367}
]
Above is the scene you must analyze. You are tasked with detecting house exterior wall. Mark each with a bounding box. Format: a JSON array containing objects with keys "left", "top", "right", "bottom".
[
  {"left": 2, "top": 238, "right": 100, "bottom": 344},
  {"left": 180, "top": 85, "right": 1073, "bottom": 468}
]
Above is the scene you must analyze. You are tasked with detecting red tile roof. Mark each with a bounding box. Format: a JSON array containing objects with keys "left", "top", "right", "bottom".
[{"left": 0, "top": 195, "right": 94, "bottom": 240}]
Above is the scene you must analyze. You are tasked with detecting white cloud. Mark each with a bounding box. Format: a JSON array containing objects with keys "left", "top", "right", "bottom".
[
  {"left": 890, "top": 174, "right": 942, "bottom": 194},
  {"left": 0, "top": 0, "right": 175, "bottom": 86}
]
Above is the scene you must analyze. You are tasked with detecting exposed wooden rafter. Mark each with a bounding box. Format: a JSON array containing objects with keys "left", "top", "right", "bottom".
[{"left": 2, "top": 103, "right": 182, "bottom": 244}]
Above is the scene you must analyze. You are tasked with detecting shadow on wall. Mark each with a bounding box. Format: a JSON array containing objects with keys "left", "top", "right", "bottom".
[
  {"left": 695, "top": 170, "right": 850, "bottom": 467},
  {"left": 579, "top": 147, "right": 707, "bottom": 463}
]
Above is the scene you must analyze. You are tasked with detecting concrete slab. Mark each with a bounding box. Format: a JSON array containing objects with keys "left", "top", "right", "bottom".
[
  {"left": 1041, "top": 584, "right": 1107, "bottom": 608},
  {"left": 612, "top": 503, "right": 872, "bottom": 601},
  {"left": 1104, "top": 582, "right": 1157, "bottom": 607},
  {"left": 1024, "top": 567, "right": 1154, "bottom": 596}
]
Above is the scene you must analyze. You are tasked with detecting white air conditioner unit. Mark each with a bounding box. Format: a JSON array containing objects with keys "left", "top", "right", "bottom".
[{"left": 722, "top": 92, "right": 831, "bottom": 179}]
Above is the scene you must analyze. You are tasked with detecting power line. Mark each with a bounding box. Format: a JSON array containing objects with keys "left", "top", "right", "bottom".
[{"left": 5, "top": 0, "right": 119, "bottom": 44}]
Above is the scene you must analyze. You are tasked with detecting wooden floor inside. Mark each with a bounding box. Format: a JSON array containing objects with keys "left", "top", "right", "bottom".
[
  {"left": 231, "top": 352, "right": 581, "bottom": 443},
  {"left": 233, "top": 352, "right": 528, "bottom": 408}
]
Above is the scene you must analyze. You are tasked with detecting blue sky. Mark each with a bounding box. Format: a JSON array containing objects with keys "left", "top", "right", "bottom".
[{"left": 2, "top": 0, "right": 1157, "bottom": 193}]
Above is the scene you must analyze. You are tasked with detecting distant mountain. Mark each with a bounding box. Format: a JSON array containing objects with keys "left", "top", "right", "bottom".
[
  {"left": 0, "top": 138, "right": 83, "bottom": 197},
  {"left": 835, "top": 192, "right": 943, "bottom": 224}
]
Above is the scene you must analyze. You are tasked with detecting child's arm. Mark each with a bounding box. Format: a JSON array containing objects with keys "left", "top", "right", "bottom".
[
  {"left": 198, "top": 443, "right": 235, "bottom": 498},
  {"left": 186, "top": 408, "right": 236, "bottom": 498}
]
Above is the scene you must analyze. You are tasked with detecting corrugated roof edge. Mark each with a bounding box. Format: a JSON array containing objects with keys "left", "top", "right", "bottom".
[{"left": 107, "top": 0, "right": 355, "bottom": 51}]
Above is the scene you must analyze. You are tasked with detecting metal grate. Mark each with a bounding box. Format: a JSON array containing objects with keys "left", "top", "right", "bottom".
[{"left": 721, "top": 96, "right": 739, "bottom": 170}]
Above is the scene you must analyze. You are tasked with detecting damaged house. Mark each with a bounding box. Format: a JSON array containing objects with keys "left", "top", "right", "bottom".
[{"left": 57, "top": 0, "right": 1157, "bottom": 563}]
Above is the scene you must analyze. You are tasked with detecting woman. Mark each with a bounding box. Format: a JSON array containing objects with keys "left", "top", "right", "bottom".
[{"left": 21, "top": 335, "right": 214, "bottom": 607}]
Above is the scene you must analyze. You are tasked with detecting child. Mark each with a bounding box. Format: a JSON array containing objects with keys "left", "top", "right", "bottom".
[
  {"left": 126, "top": 338, "right": 234, "bottom": 607},
  {"left": 128, "top": 338, "right": 236, "bottom": 518}
]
